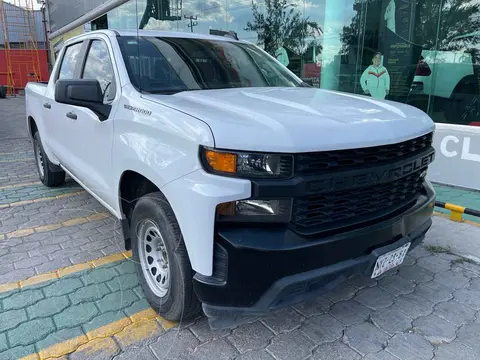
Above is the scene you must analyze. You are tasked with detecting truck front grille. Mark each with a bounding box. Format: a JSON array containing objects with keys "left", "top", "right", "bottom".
[
  {"left": 290, "top": 132, "right": 434, "bottom": 235},
  {"left": 291, "top": 170, "right": 426, "bottom": 234},
  {"left": 295, "top": 133, "right": 433, "bottom": 175}
]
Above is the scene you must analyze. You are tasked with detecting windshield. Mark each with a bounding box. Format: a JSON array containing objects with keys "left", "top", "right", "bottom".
[{"left": 117, "top": 36, "right": 302, "bottom": 94}]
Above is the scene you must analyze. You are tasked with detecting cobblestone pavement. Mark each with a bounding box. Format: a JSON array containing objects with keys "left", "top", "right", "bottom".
[{"left": 1, "top": 96, "right": 480, "bottom": 360}]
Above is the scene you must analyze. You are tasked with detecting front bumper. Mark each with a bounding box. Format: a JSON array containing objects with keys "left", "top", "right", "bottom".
[{"left": 194, "top": 182, "right": 435, "bottom": 329}]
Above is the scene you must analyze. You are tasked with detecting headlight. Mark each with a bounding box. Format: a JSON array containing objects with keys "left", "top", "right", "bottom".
[
  {"left": 200, "top": 147, "right": 293, "bottom": 178},
  {"left": 216, "top": 199, "right": 292, "bottom": 223}
]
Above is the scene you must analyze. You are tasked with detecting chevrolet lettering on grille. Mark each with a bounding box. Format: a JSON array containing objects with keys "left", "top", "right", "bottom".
[{"left": 308, "top": 151, "right": 435, "bottom": 193}]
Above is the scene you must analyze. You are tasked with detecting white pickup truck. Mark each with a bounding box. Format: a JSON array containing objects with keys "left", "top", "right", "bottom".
[{"left": 25, "top": 29, "right": 436, "bottom": 329}]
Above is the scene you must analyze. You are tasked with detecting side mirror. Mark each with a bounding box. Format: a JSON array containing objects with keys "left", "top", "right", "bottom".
[{"left": 55, "top": 79, "right": 111, "bottom": 121}]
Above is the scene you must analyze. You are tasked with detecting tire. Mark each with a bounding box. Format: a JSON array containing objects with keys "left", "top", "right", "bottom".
[
  {"left": 0, "top": 86, "right": 6, "bottom": 99},
  {"left": 131, "top": 192, "right": 200, "bottom": 322},
  {"left": 33, "top": 131, "right": 66, "bottom": 187}
]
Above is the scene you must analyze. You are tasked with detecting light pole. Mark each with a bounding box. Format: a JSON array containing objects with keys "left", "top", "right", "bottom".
[{"left": 184, "top": 15, "right": 198, "bottom": 33}]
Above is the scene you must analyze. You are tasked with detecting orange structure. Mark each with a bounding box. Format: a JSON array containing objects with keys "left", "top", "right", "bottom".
[{"left": 0, "top": 0, "right": 43, "bottom": 96}]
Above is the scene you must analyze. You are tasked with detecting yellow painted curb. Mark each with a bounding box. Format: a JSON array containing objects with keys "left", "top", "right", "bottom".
[
  {"left": 19, "top": 309, "right": 176, "bottom": 360},
  {"left": 434, "top": 211, "right": 480, "bottom": 227},
  {"left": 2, "top": 211, "right": 110, "bottom": 239},
  {"left": 0, "top": 191, "right": 85, "bottom": 209},
  {"left": 0, "top": 251, "right": 133, "bottom": 293},
  {"left": 0, "top": 181, "right": 41, "bottom": 190}
]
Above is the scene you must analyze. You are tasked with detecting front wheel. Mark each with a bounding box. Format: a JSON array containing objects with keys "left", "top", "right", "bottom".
[{"left": 131, "top": 192, "right": 200, "bottom": 322}]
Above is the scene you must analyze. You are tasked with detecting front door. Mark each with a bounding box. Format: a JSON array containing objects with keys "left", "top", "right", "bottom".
[{"left": 59, "top": 36, "right": 119, "bottom": 208}]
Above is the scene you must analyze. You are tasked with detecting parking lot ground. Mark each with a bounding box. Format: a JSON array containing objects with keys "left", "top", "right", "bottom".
[{"left": 1, "top": 96, "right": 480, "bottom": 360}]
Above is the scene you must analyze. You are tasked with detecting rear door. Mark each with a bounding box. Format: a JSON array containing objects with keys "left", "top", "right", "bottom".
[{"left": 43, "top": 41, "right": 86, "bottom": 164}]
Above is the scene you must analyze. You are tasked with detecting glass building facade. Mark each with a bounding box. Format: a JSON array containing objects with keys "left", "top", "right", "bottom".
[{"left": 94, "top": 0, "right": 480, "bottom": 127}]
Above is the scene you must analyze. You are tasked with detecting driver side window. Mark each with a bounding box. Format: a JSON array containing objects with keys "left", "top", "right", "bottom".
[{"left": 82, "top": 40, "right": 116, "bottom": 102}]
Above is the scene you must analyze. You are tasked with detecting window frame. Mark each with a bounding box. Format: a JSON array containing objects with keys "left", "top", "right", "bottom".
[
  {"left": 55, "top": 41, "right": 87, "bottom": 82},
  {"left": 79, "top": 38, "right": 118, "bottom": 103}
]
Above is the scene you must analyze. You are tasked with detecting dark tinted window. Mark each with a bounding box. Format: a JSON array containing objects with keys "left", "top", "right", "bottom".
[
  {"left": 58, "top": 43, "right": 82, "bottom": 80},
  {"left": 118, "top": 36, "right": 302, "bottom": 94},
  {"left": 82, "top": 40, "right": 116, "bottom": 101}
]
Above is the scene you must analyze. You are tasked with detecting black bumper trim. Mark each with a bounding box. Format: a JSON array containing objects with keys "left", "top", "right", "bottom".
[{"left": 202, "top": 219, "right": 430, "bottom": 329}]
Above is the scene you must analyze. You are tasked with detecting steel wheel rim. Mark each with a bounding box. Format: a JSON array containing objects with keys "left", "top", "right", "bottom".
[
  {"left": 35, "top": 139, "right": 44, "bottom": 178},
  {"left": 138, "top": 219, "right": 170, "bottom": 298}
]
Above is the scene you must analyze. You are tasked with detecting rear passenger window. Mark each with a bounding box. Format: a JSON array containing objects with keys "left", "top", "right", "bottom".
[
  {"left": 82, "top": 40, "right": 116, "bottom": 102},
  {"left": 58, "top": 43, "right": 82, "bottom": 80}
]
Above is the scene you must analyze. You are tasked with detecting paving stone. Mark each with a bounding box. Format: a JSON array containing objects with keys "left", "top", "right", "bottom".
[
  {"left": 344, "top": 322, "right": 389, "bottom": 355},
  {"left": 300, "top": 314, "right": 344, "bottom": 344},
  {"left": 402, "top": 255, "right": 416, "bottom": 267},
  {"left": 27, "top": 295, "right": 70, "bottom": 319},
  {"left": 372, "top": 308, "right": 413, "bottom": 335},
  {"left": 69, "top": 283, "right": 110, "bottom": 304},
  {"left": 114, "top": 346, "right": 158, "bottom": 360},
  {"left": 0, "top": 345, "right": 36, "bottom": 360},
  {"left": 348, "top": 274, "right": 377, "bottom": 289},
  {"left": 190, "top": 317, "right": 232, "bottom": 342},
  {"left": 413, "top": 314, "right": 457, "bottom": 344},
  {"left": 35, "top": 327, "right": 86, "bottom": 352},
  {"left": 293, "top": 295, "right": 332, "bottom": 318},
  {"left": 261, "top": 307, "right": 305, "bottom": 334},
  {"left": 149, "top": 329, "right": 200, "bottom": 359},
  {"left": 189, "top": 338, "right": 238, "bottom": 360},
  {"left": 456, "top": 323, "right": 480, "bottom": 350},
  {"left": 398, "top": 265, "right": 434, "bottom": 283},
  {"left": 409, "top": 246, "right": 433, "bottom": 259},
  {"left": 386, "top": 333, "right": 434, "bottom": 360},
  {"left": 14, "top": 255, "right": 49, "bottom": 270},
  {"left": 7, "top": 318, "right": 55, "bottom": 347},
  {"left": 35, "top": 257, "right": 72, "bottom": 274},
  {"left": 70, "top": 251, "right": 105, "bottom": 264},
  {"left": 9, "top": 241, "right": 41, "bottom": 253},
  {"left": 325, "top": 282, "right": 358, "bottom": 303},
  {"left": 363, "top": 351, "right": 399, "bottom": 360},
  {"left": 266, "top": 330, "right": 315, "bottom": 360},
  {"left": 0, "top": 268, "right": 35, "bottom": 284},
  {"left": 106, "top": 273, "right": 140, "bottom": 292},
  {"left": 0, "top": 251, "right": 29, "bottom": 264},
  {"left": 43, "top": 277, "right": 83, "bottom": 297},
  {"left": 0, "top": 333, "right": 7, "bottom": 353},
  {"left": 81, "top": 266, "right": 118, "bottom": 285},
  {"left": 28, "top": 244, "right": 62, "bottom": 258},
  {"left": 235, "top": 349, "right": 274, "bottom": 360},
  {"left": 391, "top": 293, "right": 435, "bottom": 319},
  {"left": 416, "top": 256, "right": 452, "bottom": 273},
  {"left": 454, "top": 289, "right": 480, "bottom": 310},
  {"left": 109, "top": 260, "right": 137, "bottom": 274},
  {"left": 83, "top": 311, "right": 129, "bottom": 333},
  {"left": 413, "top": 280, "right": 454, "bottom": 304},
  {"left": 329, "top": 300, "right": 371, "bottom": 326},
  {"left": 354, "top": 287, "right": 394, "bottom": 310},
  {"left": 69, "top": 337, "right": 120, "bottom": 360},
  {"left": 54, "top": 302, "right": 100, "bottom": 330},
  {"left": 433, "top": 300, "right": 477, "bottom": 326},
  {"left": 123, "top": 298, "right": 152, "bottom": 318},
  {"left": 435, "top": 340, "right": 480, "bottom": 360},
  {"left": 2, "top": 289, "right": 44, "bottom": 310},
  {"left": 228, "top": 321, "right": 274, "bottom": 353},
  {"left": 434, "top": 270, "right": 471, "bottom": 290},
  {"left": 96, "top": 289, "right": 138, "bottom": 313},
  {"left": 378, "top": 274, "right": 416, "bottom": 296},
  {"left": 311, "top": 340, "right": 361, "bottom": 360}
]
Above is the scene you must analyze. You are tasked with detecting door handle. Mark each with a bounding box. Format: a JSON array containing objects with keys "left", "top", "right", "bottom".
[
  {"left": 66, "top": 112, "right": 77, "bottom": 120},
  {"left": 43, "top": 102, "right": 51, "bottom": 109}
]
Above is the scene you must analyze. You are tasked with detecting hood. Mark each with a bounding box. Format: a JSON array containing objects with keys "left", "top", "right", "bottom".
[{"left": 143, "top": 87, "right": 435, "bottom": 153}]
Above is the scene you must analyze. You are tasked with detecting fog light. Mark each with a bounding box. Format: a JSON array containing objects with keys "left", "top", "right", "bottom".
[{"left": 216, "top": 199, "right": 292, "bottom": 223}]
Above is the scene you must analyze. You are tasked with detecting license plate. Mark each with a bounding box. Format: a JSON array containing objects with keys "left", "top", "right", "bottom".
[{"left": 371, "top": 242, "right": 411, "bottom": 278}]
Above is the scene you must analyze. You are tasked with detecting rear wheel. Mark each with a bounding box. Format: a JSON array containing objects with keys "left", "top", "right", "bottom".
[
  {"left": 131, "top": 192, "right": 200, "bottom": 322},
  {"left": 0, "top": 86, "right": 6, "bottom": 98},
  {"left": 444, "top": 82, "right": 479, "bottom": 125},
  {"left": 33, "top": 131, "right": 65, "bottom": 187}
]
